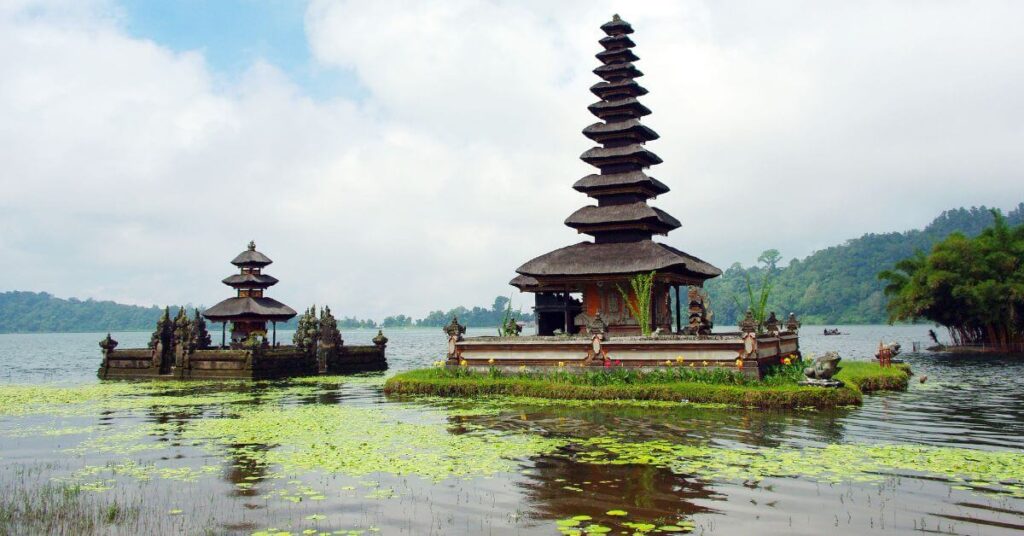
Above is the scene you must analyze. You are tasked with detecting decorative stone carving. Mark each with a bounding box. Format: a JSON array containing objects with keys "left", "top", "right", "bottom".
[
  {"left": 191, "top": 308, "right": 212, "bottom": 350},
  {"left": 317, "top": 306, "right": 343, "bottom": 373},
  {"left": 293, "top": 306, "right": 320, "bottom": 355},
  {"left": 586, "top": 312, "right": 608, "bottom": 338},
  {"left": 443, "top": 316, "right": 466, "bottom": 341},
  {"left": 785, "top": 312, "right": 801, "bottom": 333},
  {"left": 801, "top": 352, "right": 843, "bottom": 386},
  {"left": 173, "top": 307, "right": 194, "bottom": 367},
  {"left": 764, "top": 312, "right": 780, "bottom": 335},
  {"left": 738, "top": 310, "right": 757, "bottom": 334},
  {"left": 373, "top": 329, "right": 389, "bottom": 349},
  {"left": 686, "top": 287, "right": 714, "bottom": 336},
  {"left": 99, "top": 333, "right": 118, "bottom": 368},
  {"left": 502, "top": 315, "right": 522, "bottom": 337}
]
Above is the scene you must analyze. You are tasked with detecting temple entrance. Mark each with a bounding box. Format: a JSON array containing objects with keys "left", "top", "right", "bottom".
[{"left": 534, "top": 292, "right": 582, "bottom": 336}]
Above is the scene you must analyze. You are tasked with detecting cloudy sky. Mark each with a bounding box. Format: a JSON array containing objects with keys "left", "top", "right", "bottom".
[{"left": 1, "top": 0, "right": 1022, "bottom": 319}]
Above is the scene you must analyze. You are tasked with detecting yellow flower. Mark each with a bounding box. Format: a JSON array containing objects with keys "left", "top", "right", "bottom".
[
  {"left": 459, "top": 359, "right": 467, "bottom": 367},
  {"left": 664, "top": 360, "right": 672, "bottom": 366},
  {"left": 735, "top": 358, "right": 744, "bottom": 368},
  {"left": 518, "top": 365, "right": 527, "bottom": 372},
  {"left": 689, "top": 363, "right": 695, "bottom": 368},
  {"left": 702, "top": 360, "right": 709, "bottom": 366},
  {"left": 782, "top": 357, "right": 792, "bottom": 366},
  {"left": 558, "top": 361, "right": 565, "bottom": 367},
  {"left": 675, "top": 356, "right": 685, "bottom": 363},
  {"left": 488, "top": 358, "right": 495, "bottom": 365}
]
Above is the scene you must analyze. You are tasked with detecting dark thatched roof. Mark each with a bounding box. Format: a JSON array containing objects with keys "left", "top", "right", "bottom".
[
  {"left": 590, "top": 79, "right": 648, "bottom": 99},
  {"left": 202, "top": 297, "right": 297, "bottom": 322},
  {"left": 580, "top": 144, "right": 662, "bottom": 167},
  {"left": 587, "top": 98, "right": 651, "bottom": 120},
  {"left": 513, "top": 240, "right": 721, "bottom": 282},
  {"left": 222, "top": 273, "right": 279, "bottom": 287},
  {"left": 582, "top": 119, "right": 658, "bottom": 143},
  {"left": 596, "top": 47, "right": 638, "bottom": 64},
  {"left": 572, "top": 171, "right": 669, "bottom": 195},
  {"left": 565, "top": 203, "right": 681, "bottom": 231},
  {"left": 231, "top": 249, "right": 273, "bottom": 267},
  {"left": 593, "top": 62, "right": 643, "bottom": 81},
  {"left": 600, "top": 15, "right": 634, "bottom": 36},
  {"left": 599, "top": 34, "right": 635, "bottom": 50}
]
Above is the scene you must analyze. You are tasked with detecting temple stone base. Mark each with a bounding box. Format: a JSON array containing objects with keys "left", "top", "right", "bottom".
[
  {"left": 99, "top": 343, "right": 387, "bottom": 380},
  {"left": 448, "top": 331, "right": 799, "bottom": 379}
]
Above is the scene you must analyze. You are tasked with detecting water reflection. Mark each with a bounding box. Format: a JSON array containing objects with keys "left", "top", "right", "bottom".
[{"left": 2, "top": 326, "right": 1024, "bottom": 534}]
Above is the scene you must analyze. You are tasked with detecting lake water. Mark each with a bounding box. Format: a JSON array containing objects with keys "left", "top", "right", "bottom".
[{"left": 1, "top": 325, "right": 1023, "bottom": 535}]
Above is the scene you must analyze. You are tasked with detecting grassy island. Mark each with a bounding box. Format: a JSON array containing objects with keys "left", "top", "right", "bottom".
[{"left": 384, "top": 361, "right": 911, "bottom": 409}]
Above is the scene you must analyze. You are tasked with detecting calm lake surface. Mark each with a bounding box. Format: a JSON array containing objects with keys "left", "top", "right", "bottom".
[{"left": 1, "top": 325, "right": 1023, "bottom": 535}]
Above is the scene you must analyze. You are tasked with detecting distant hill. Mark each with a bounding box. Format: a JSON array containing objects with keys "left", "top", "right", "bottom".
[
  {"left": 706, "top": 203, "right": 1024, "bottom": 326},
  {"left": 0, "top": 291, "right": 186, "bottom": 334}
]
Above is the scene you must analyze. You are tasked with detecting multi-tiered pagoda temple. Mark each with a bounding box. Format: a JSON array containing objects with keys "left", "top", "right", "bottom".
[
  {"left": 512, "top": 14, "right": 721, "bottom": 336},
  {"left": 447, "top": 15, "right": 801, "bottom": 377},
  {"left": 203, "top": 241, "right": 297, "bottom": 345}
]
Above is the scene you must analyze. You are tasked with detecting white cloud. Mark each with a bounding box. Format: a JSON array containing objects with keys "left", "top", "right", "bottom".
[{"left": 1, "top": 0, "right": 1023, "bottom": 319}]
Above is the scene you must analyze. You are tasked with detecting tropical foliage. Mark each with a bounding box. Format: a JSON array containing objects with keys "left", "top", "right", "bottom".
[
  {"left": 707, "top": 203, "right": 1024, "bottom": 325},
  {"left": 879, "top": 210, "right": 1024, "bottom": 349},
  {"left": 617, "top": 271, "right": 656, "bottom": 336}
]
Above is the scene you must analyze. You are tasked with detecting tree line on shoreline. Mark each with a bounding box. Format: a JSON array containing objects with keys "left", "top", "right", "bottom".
[
  {"left": 3, "top": 203, "right": 1020, "bottom": 334},
  {"left": 0, "top": 292, "right": 532, "bottom": 333}
]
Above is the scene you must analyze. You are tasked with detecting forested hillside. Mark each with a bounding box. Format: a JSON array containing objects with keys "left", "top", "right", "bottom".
[
  {"left": 706, "top": 203, "right": 1024, "bottom": 325},
  {"left": 0, "top": 291, "right": 185, "bottom": 333}
]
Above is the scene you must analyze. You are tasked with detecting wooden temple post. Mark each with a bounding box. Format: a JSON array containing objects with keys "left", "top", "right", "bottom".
[
  {"left": 563, "top": 292, "right": 571, "bottom": 334},
  {"left": 272, "top": 321, "right": 277, "bottom": 346},
  {"left": 675, "top": 285, "right": 682, "bottom": 334},
  {"left": 221, "top": 322, "right": 226, "bottom": 348}
]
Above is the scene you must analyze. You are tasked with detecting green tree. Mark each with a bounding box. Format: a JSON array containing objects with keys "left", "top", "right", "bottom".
[{"left": 879, "top": 210, "right": 1024, "bottom": 349}]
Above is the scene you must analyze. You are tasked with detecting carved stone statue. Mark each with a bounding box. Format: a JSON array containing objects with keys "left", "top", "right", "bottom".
[
  {"left": 443, "top": 316, "right": 466, "bottom": 341},
  {"left": 191, "top": 308, "right": 212, "bottom": 350},
  {"left": 686, "top": 287, "right": 714, "bottom": 335},
  {"left": 585, "top": 312, "right": 608, "bottom": 338},
  {"left": 293, "top": 306, "right": 321, "bottom": 355},
  {"left": 803, "top": 352, "right": 842, "bottom": 381},
  {"left": 785, "top": 312, "right": 801, "bottom": 333},
  {"left": 738, "top": 310, "right": 757, "bottom": 334},
  {"left": 373, "top": 329, "right": 389, "bottom": 349},
  {"left": 99, "top": 333, "right": 118, "bottom": 368},
  {"left": 764, "top": 312, "right": 780, "bottom": 335},
  {"left": 502, "top": 315, "right": 522, "bottom": 337},
  {"left": 172, "top": 307, "right": 194, "bottom": 367}
]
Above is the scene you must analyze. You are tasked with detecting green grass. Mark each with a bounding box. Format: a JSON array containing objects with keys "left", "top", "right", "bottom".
[
  {"left": 834, "top": 361, "right": 912, "bottom": 393},
  {"left": 384, "top": 362, "right": 911, "bottom": 409}
]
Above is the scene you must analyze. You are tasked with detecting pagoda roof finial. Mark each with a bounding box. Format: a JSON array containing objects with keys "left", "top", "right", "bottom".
[
  {"left": 612, "top": 13, "right": 621, "bottom": 21},
  {"left": 247, "top": 240, "right": 256, "bottom": 251}
]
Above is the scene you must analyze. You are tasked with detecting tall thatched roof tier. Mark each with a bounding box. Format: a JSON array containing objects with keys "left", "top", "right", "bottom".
[
  {"left": 572, "top": 171, "right": 669, "bottom": 198},
  {"left": 221, "top": 273, "right": 279, "bottom": 288},
  {"left": 231, "top": 241, "right": 273, "bottom": 267},
  {"left": 202, "top": 297, "right": 297, "bottom": 322},
  {"left": 512, "top": 241, "right": 720, "bottom": 289},
  {"left": 565, "top": 203, "right": 680, "bottom": 236}
]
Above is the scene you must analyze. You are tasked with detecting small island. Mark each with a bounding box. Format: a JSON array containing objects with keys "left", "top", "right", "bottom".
[{"left": 389, "top": 15, "right": 910, "bottom": 408}]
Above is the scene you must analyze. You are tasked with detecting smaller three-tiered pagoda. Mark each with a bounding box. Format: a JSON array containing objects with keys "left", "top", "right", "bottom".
[
  {"left": 203, "top": 241, "right": 297, "bottom": 346},
  {"left": 98, "top": 241, "right": 388, "bottom": 379}
]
